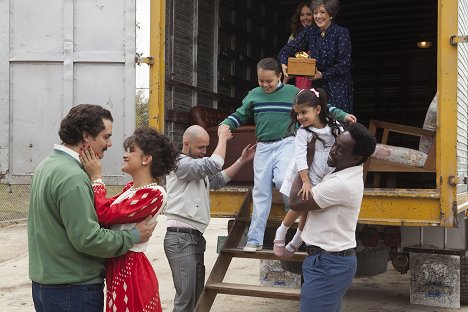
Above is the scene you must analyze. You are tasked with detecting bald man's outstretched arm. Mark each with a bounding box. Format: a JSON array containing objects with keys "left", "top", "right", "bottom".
[{"left": 212, "top": 125, "right": 232, "bottom": 159}]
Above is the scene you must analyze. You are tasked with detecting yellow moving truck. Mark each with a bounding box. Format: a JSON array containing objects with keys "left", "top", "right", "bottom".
[
  {"left": 0, "top": 0, "right": 466, "bottom": 309},
  {"left": 146, "top": 0, "right": 468, "bottom": 308}
]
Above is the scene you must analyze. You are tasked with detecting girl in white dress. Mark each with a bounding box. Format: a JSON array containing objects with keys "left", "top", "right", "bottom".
[{"left": 275, "top": 88, "right": 344, "bottom": 258}]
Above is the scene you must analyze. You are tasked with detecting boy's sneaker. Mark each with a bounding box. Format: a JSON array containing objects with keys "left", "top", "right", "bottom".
[{"left": 243, "top": 243, "right": 262, "bottom": 252}]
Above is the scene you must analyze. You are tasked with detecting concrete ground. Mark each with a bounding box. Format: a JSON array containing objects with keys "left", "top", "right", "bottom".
[{"left": 1, "top": 217, "right": 467, "bottom": 311}]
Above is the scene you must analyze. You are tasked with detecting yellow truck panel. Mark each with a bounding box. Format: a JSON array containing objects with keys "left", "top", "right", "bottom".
[{"left": 437, "top": 0, "right": 459, "bottom": 227}]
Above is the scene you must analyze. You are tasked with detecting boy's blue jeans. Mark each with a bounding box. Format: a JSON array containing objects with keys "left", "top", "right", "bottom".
[
  {"left": 32, "top": 281, "right": 104, "bottom": 312},
  {"left": 247, "top": 137, "right": 295, "bottom": 246}
]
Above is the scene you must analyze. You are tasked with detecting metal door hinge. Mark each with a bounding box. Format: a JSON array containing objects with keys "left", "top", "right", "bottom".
[
  {"left": 448, "top": 175, "right": 459, "bottom": 186},
  {"left": 450, "top": 35, "right": 468, "bottom": 46},
  {"left": 136, "top": 56, "right": 154, "bottom": 64}
]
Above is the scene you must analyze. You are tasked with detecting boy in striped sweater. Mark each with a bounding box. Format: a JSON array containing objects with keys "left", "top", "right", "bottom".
[{"left": 220, "top": 57, "right": 355, "bottom": 252}]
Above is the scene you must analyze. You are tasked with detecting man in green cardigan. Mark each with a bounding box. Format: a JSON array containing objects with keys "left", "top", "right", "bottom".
[{"left": 28, "top": 104, "right": 156, "bottom": 312}]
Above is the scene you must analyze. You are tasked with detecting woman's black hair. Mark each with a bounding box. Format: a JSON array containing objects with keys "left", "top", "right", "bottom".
[{"left": 123, "top": 127, "right": 179, "bottom": 179}]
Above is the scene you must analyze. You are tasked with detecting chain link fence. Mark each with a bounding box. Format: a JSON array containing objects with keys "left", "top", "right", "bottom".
[
  {"left": 0, "top": 184, "right": 30, "bottom": 223},
  {"left": 0, "top": 93, "right": 150, "bottom": 224},
  {"left": 0, "top": 184, "right": 135, "bottom": 224}
]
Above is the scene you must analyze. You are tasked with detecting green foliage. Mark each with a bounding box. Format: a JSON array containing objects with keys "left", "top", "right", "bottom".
[{"left": 136, "top": 89, "right": 149, "bottom": 127}]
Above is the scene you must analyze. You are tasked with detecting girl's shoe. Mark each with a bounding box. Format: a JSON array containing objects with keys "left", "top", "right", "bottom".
[
  {"left": 282, "top": 243, "right": 299, "bottom": 260},
  {"left": 273, "top": 240, "right": 285, "bottom": 257}
]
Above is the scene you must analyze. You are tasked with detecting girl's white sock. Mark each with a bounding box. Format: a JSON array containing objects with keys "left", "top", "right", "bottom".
[
  {"left": 289, "top": 229, "right": 303, "bottom": 249},
  {"left": 274, "top": 222, "right": 290, "bottom": 243}
]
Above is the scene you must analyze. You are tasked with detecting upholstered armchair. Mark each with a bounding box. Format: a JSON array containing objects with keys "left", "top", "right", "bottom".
[
  {"left": 190, "top": 105, "right": 256, "bottom": 185},
  {"left": 364, "top": 93, "right": 438, "bottom": 187}
]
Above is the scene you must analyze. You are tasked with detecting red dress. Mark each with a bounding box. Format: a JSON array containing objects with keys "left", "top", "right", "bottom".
[
  {"left": 295, "top": 76, "right": 313, "bottom": 89},
  {"left": 92, "top": 182, "right": 166, "bottom": 312}
]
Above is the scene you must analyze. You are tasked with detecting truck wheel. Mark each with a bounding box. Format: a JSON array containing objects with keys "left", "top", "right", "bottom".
[
  {"left": 355, "top": 245, "right": 390, "bottom": 277},
  {"left": 390, "top": 252, "right": 409, "bottom": 274},
  {"left": 461, "top": 256, "right": 468, "bottom": 305}
]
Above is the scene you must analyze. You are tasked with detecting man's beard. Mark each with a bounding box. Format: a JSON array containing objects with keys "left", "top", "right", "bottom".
[
  {"left": 188, "top": 147, "right": 195, "bottom": 158},
  {"left": 188, "top": 147, "right": 203, "bottom": 159}
]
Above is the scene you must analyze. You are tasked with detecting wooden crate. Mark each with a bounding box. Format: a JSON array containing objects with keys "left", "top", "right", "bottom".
[{"left": 287, "top": 57, "right": 316, "bottom": 77}]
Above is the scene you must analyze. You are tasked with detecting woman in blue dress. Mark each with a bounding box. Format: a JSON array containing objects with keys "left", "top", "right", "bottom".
[{"left": 278, "top": 0, "right": 353, "bottom": 113}]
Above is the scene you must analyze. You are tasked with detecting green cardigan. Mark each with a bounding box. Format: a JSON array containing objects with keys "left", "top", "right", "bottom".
[{"left": 28, "top": 149, "right": 138, "bottom": 284}]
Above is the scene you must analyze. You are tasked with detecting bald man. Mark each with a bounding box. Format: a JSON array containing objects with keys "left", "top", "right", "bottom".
[{"left": 164, "top": 125, "right": 256, "bottom": 312}]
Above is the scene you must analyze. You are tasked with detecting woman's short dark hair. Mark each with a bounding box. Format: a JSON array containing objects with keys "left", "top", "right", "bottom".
[
  {"left": 345, "top": 122, "right": 377, "bottom": 165},
  {"left": 58, "top": 104, "right": 113, "bottom": 145},
  {"left": 124, "top": 127, "right": 179, "bottom": 178},
  {"left": 310, "top": 0, "right": 340, "bottom": 18},
  {"left": 257, "top": 57, "right": 282, "bottom": 75}
]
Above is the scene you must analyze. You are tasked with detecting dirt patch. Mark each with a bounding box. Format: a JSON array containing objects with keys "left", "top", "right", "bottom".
[{"left": 1, "top": 218, "right": 467, "bottom": 311}]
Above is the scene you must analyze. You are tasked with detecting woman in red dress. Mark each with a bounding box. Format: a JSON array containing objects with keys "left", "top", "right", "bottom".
[{"left": 80, "top": 127, "right": 179, "bottom": 312}]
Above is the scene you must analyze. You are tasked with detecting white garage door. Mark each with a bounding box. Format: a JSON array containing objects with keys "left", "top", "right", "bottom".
[{"left": 0, "top": 0, "right": 136, "bottom": 184}]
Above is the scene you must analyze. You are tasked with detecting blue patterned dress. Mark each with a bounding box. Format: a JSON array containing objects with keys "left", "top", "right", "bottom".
[{"left": 278, "top": 23, "right": 353, "bottom": 113}]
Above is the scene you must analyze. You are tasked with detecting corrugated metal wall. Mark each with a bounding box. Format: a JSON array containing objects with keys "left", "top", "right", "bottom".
[
  {"left": 197, "top": 0, "right": 216, "bottom": 106},
  {"left": 169, "top": 0, "right": 196, "bottom": 111},
  {"left": 165, "top": 0, "right": 286, "bottom": 143},
  {"left": 458, "top": 0, "right": 468, "bottom": 194},
  {"left": 165, "top": 0, "right": 217, "bottom": 144}
]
